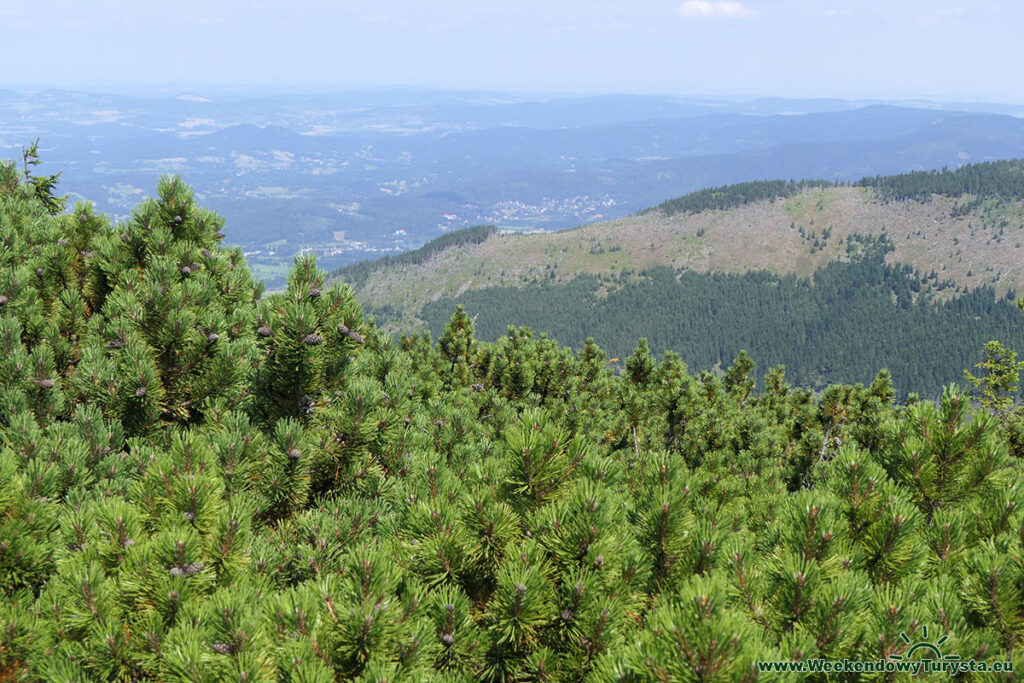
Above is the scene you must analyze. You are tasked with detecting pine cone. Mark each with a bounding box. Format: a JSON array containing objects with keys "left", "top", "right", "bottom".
[
  {"left": 296, "top": 395, "right": 315, "bottom": 415},
  {"left": 170, "top": 562, "right": 204, "bottom": 577},
  {"left": 303, "top": 333, "right": 323, "bottom": 346},
  {"left": 33, "top": 378, "right": 55, "bottom": 389},
  {"left": 348, "top": 331, "right": 364, "bottom": 345},
  {"left": 337, "top": 324, "right": 350, "bottom": 335},
  {"left": 0, "top": 295, "right": 7, "bottom": 306},
  {"left": 287, "top": 447, "right": 302, "bottom": 460},
  {"left": 309, "top": 288, "right": 322, "bottom": 298},
  {"left": 211, "top": 642, "right": 236, "bottom": 655},
  {"left": 257, "top": 325, "right": 273, "bottom": 338},
  {"left": 135, "top": 386, "right": 147, "bottom": 397},
  {"left": 106, "top": 339, "right": 124, "bottom": 349},
  {"left": 206, "top": 332, "right": 220, "bottom": 342}
]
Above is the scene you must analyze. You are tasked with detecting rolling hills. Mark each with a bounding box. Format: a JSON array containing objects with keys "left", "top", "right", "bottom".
[
  {"left": 335, "top": 161, "right": 1024, "bottom": 396},
  {"left": 10, "top": 88, "right": 1024, "bottom": 288}
]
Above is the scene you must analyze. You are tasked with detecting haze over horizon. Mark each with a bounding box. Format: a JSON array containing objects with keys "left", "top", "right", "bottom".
[{"left": 2, "top": 0, "right": 1022, "bottom": 102}]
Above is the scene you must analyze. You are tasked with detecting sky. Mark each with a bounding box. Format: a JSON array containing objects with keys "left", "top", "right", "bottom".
[{"left": 1, "top": 0, "right": 1022, "bottom": 101}]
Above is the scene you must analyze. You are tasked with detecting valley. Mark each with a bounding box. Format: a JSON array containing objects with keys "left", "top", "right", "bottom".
[{"left": 7, "top": 88, "right": 1024, "bottom": 287}]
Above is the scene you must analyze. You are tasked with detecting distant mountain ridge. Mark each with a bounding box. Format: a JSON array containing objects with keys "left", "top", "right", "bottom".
[
  {"left": 9, "top": 87, "right": 1024, "bottom": 289},
  {"left": 8, "top": 88, "right": 1024, "bottom": 293}
]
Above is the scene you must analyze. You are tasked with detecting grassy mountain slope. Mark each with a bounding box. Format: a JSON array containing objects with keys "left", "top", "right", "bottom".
[{"left": 343, "top": 167, "right": 1024, "bottom": 322}]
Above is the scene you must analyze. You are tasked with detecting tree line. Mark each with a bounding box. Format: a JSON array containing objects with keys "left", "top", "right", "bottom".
[
  {"left": 334, "top": 224, "right": 496, "bottom": 286},
  {"left": 641, "top": 158, "right": 1024, "bottom": 217}
]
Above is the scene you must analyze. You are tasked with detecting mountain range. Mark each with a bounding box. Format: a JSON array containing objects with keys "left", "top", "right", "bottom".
[{"left": 5, "top": 88, "right": 1024, "bottom": 287}]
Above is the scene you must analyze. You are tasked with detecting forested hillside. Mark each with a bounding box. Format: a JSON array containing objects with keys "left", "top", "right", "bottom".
[
  {"left": 419, "top": 237, "right": 1024, "bottom": 398},
  {"left": 346, "top": 161, "right": 1024, "bottom": 398},
  {"left": 3, "top": 159, "right": 1024, "bottom": 681}
]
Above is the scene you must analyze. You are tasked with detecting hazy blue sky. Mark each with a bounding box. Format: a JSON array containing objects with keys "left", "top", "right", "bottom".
[{"left": 1, "top": 0, "right": 1021, "bottom": 100}]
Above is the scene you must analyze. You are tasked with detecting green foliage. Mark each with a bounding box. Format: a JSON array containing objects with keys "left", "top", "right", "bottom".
[
  {"left": 3, "top": 156, "right": 1024, "bottom": 681},
  {"left": 879, "top": 385, "right": 1010, "bottom": 519},
  {"left": 21, "top": 139, "right": 68, "bottom": 215},
  {"left": 965, "top": 340, "right": 1024, "bottom": 415},
  {"left": 439, "top": 305, "right": 477, "bottom": 389},
  {"left": 251, "top": 254, "right": 365, "bottom": 424}
]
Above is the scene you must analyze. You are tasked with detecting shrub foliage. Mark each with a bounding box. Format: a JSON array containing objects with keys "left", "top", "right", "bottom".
[{"left": 2, "top": 160, "right": 1024, "bottom": 681}]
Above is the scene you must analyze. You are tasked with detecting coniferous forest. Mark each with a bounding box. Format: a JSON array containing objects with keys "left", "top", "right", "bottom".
[
  {"left": 419, "top": 238, "right": 1024, "bottom": 400},
  {"left": 3, "top": 156, "right": 1024, "bottom": 681}
]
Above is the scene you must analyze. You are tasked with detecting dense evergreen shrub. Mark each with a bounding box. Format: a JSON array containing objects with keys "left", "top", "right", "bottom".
[{"left": 1, "top": 161, "right": 1023, "bottom": 681}]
